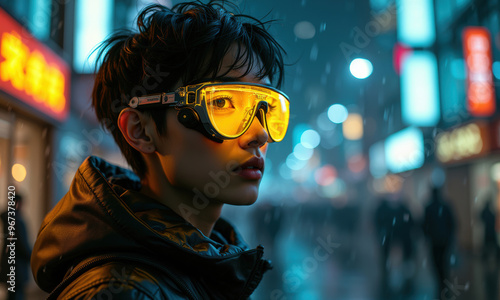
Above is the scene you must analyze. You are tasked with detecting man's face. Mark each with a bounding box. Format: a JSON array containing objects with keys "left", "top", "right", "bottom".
[{"left": 154, "top": 46, "right": 271, "bottom": 206}]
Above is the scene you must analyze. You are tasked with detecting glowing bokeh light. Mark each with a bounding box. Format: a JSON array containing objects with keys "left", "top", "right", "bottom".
[
  {"left": 74, "top": 0, "right": 113, "bottom": 73},
  {"left": 294, "top": 21, "right": 316, "bottom": 39},
  {"left": 397, "top": 0, "right": 436, "bottom": 47},
  {"left": 342, "top": 113, "right": 364, "bottom": 140},
  {"left": 328, "top": 104, "right": 348, "bottom": 124},
  {"left": 349, "top": 58, "right": 373, "bottom": 79},
  {"left": 385, "top": 127, "right": 424, "bottom": 173},
  {"left": 286, "top": 153, "right": 308, "bottom": 170},
  {"left": 401, "top": 51, "right": 440, "bottom": 126},
  {"left": 300, "top": 129, "right": 321, "bottom": 149},
  {"left": 12, "top": 163, "right": 26, "bottom": 182},
  {"left": 293, "top": 143, "right": 314, "bottom": 161},
  {"left": 314, "top": 165, "right": 337, "bottom": 186}
]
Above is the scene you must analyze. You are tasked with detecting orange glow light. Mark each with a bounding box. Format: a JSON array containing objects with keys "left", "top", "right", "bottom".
[
  {"left": 0, "top": 33, "right": 66, "bottom": 113},
  {"left": 0, "top": 8, "right": 69, "bottom": 122},
  {"left": 0, "top": 32, "right": 28, "bottom": 90},
  {"left": 463, "top": 27, "right": 496, "bottom": 117},
  {"left": 342, "top": 113, "right": 364, "bottom": 140},
  {"left": 12, "top": 163, "right": 26, "bottom": 182}
]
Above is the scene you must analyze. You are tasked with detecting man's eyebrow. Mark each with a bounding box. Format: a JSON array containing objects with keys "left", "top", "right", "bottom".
[{"left": 190, "top": 76, "right": 273, "bottom": 87}]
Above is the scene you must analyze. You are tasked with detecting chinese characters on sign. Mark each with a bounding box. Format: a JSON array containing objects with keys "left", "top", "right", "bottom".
[
  {"left": 436, "top": 122, "right": 490, "bottom": 163},
  {"left": 0, "top": 8, "right": 69, "bottom": 122},
  {"left": 463, "top": 27, "right": 496, "bottom": 117}
]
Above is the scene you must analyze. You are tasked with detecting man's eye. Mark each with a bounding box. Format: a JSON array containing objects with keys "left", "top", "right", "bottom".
[
  {"left": 214, "top": 99, "right": 226, "bottom": 108},
  {"left": 210, "top": 96, "right": 234, "bottom": 109}
]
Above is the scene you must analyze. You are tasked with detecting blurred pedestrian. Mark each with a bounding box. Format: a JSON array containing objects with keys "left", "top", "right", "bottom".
[
  {"left": 422, "top": 187, "right": 457, "bottom": 296},
  {"left": 480, "top": 196, "right": 500, "bottom": 262},
  {"left": 30, "top": 1, "right": 289, "bottom": 299},
  {"left": 0, "top": 193, "right": 32, "bottom": 300},
  {"left": 374, "top": 195, "right": 415, "bottom": 298}
]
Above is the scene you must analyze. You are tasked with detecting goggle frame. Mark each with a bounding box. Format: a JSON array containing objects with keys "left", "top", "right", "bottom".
[{"left": 127, "top": 82, "right": 290, "bottom": 142}]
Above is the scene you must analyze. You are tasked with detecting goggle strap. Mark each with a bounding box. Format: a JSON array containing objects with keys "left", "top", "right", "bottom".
[{"left": 128, "top": 92, "right": 177, "bottom": 108}]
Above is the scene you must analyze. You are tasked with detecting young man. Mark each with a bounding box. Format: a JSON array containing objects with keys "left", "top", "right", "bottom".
[{"left": 30, "top": 1, "right": 289, "bottom": 299}]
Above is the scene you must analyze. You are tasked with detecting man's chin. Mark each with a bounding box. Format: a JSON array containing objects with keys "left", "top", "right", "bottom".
[
  {"left": 230, "top": 198, "right": 258, "bottom": 206},
  {"left": 221, "top": 189, "right": 260, "bottom": 206}
]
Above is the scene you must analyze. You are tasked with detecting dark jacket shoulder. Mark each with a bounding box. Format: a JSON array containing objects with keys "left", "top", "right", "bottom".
[{"left": 58, "top": 260, "right": 199, "bottom": 300}]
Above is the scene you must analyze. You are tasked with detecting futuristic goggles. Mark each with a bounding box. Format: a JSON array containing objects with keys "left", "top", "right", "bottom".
[{"left": 128, "top": 82, "right": 290, "bottom": 143}]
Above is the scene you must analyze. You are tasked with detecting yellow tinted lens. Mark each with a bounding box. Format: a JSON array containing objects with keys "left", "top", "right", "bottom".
[
  {"left": 266, "top": 94, "right": 289, "bottom": 142},
  {"left": 203, "top": 84, "right": 289, "bottom": 140},
  {"left": 205, "top": 86, "right": 253, "bottom": 137}
]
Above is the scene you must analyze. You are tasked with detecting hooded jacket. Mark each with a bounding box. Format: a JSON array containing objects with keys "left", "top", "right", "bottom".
[{"left": 31, "top": 156, "right": 272, "bottom": 299}]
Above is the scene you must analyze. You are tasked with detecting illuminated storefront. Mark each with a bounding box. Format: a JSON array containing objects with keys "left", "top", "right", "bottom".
[
  {"left": 436, "top": 122, "right": 491, "bottom": 164},
  {"left": 368, "top": 127, "right": 431, "bottom": 210},
  {"left": 435, "top": 120, "right": 500, "bottom": 252},
  {"left": 433, "top": 0, "right": 500, "bottom": 254},
  {"left": 0, "top": 7, "right": 70, "bottom": 243},
  {"left": 436, "top": 2, "right": 499, "bottom": 126}
]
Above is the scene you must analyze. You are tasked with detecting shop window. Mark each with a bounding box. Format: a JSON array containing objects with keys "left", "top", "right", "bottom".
[
  {"left": 0, "top": 113, "right": 49, "bottom": 245},
  {"left": 0, "top": 110, "right": 13, "bottom": 213}
]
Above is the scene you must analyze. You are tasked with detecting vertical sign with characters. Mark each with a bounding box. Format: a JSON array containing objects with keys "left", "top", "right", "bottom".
[{"left": 463, "top": 27, "right": 496, "bottom": 117}]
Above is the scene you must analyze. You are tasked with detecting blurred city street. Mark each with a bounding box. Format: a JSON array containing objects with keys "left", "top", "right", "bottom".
[
  {"left": 1, "top": 0, "right": 500, "bottom": 299},
  {"left": 236, "top": 202, "right": 498, "bottom": 300}
]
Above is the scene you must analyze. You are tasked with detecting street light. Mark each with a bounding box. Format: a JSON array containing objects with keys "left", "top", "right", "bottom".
[{"left": 349, "top": 58, "right": 373, "bottom": 79}]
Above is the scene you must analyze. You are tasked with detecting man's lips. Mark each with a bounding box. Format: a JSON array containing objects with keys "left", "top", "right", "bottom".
[{"left": 233, "top": 157, "right": 265, "bottom": 180}]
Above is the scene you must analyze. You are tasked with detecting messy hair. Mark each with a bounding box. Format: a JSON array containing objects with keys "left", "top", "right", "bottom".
[{"left": 92, "top": 0, "right": 286, "bottom": 179}]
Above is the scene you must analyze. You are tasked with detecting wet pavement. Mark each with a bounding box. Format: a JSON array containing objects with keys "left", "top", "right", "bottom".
[{"left": 245, "top": 204, "right": 499, "bottom": 300}]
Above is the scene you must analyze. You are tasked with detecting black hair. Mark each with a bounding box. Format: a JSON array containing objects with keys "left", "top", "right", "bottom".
[{"left": 91, "top": 0, "right": 286, "bottom": 179}]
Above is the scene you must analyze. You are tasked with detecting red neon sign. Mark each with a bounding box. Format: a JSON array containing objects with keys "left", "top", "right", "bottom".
[
  {"left": 0, "top": 8, "right": 69, "bottom": 122},
  {"left": 463, "top": 27, "right": 496, "bottom": 117}
]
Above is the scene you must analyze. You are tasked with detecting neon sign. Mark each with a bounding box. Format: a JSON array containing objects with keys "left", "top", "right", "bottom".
[
  {"left": 0, "top": 8, "right": 69, "bottom": 122},
  {"left": 384, "top": 127, "right": 424, "bottom": 173},
  {"left": 463, "top": 27, "right": 496, "bottom": 117},
  {"left": 436, "top": 123, "right": 489, "bottom": 163}
]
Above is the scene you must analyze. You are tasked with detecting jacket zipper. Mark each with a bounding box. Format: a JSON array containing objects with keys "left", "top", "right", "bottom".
[
  {"left": 47, "top": 254, "right": 197, "bottom": 300},
  {"left": 239, "top": 245, "right": 267, "bottom": 300}
]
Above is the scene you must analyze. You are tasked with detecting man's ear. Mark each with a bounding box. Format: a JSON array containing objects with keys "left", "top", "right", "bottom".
[{"left": 117, "top": 108, "right": 157, "bottom": 154}]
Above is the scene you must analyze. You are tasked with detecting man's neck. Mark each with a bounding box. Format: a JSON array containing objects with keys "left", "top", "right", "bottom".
[{"left": 139, "top": 176, "right": 223, "bottom": 237}]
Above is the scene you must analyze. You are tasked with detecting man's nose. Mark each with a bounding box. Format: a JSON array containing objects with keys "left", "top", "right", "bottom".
[{"left": 239, "top": 109, "right": 269, "bottom": 149}]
